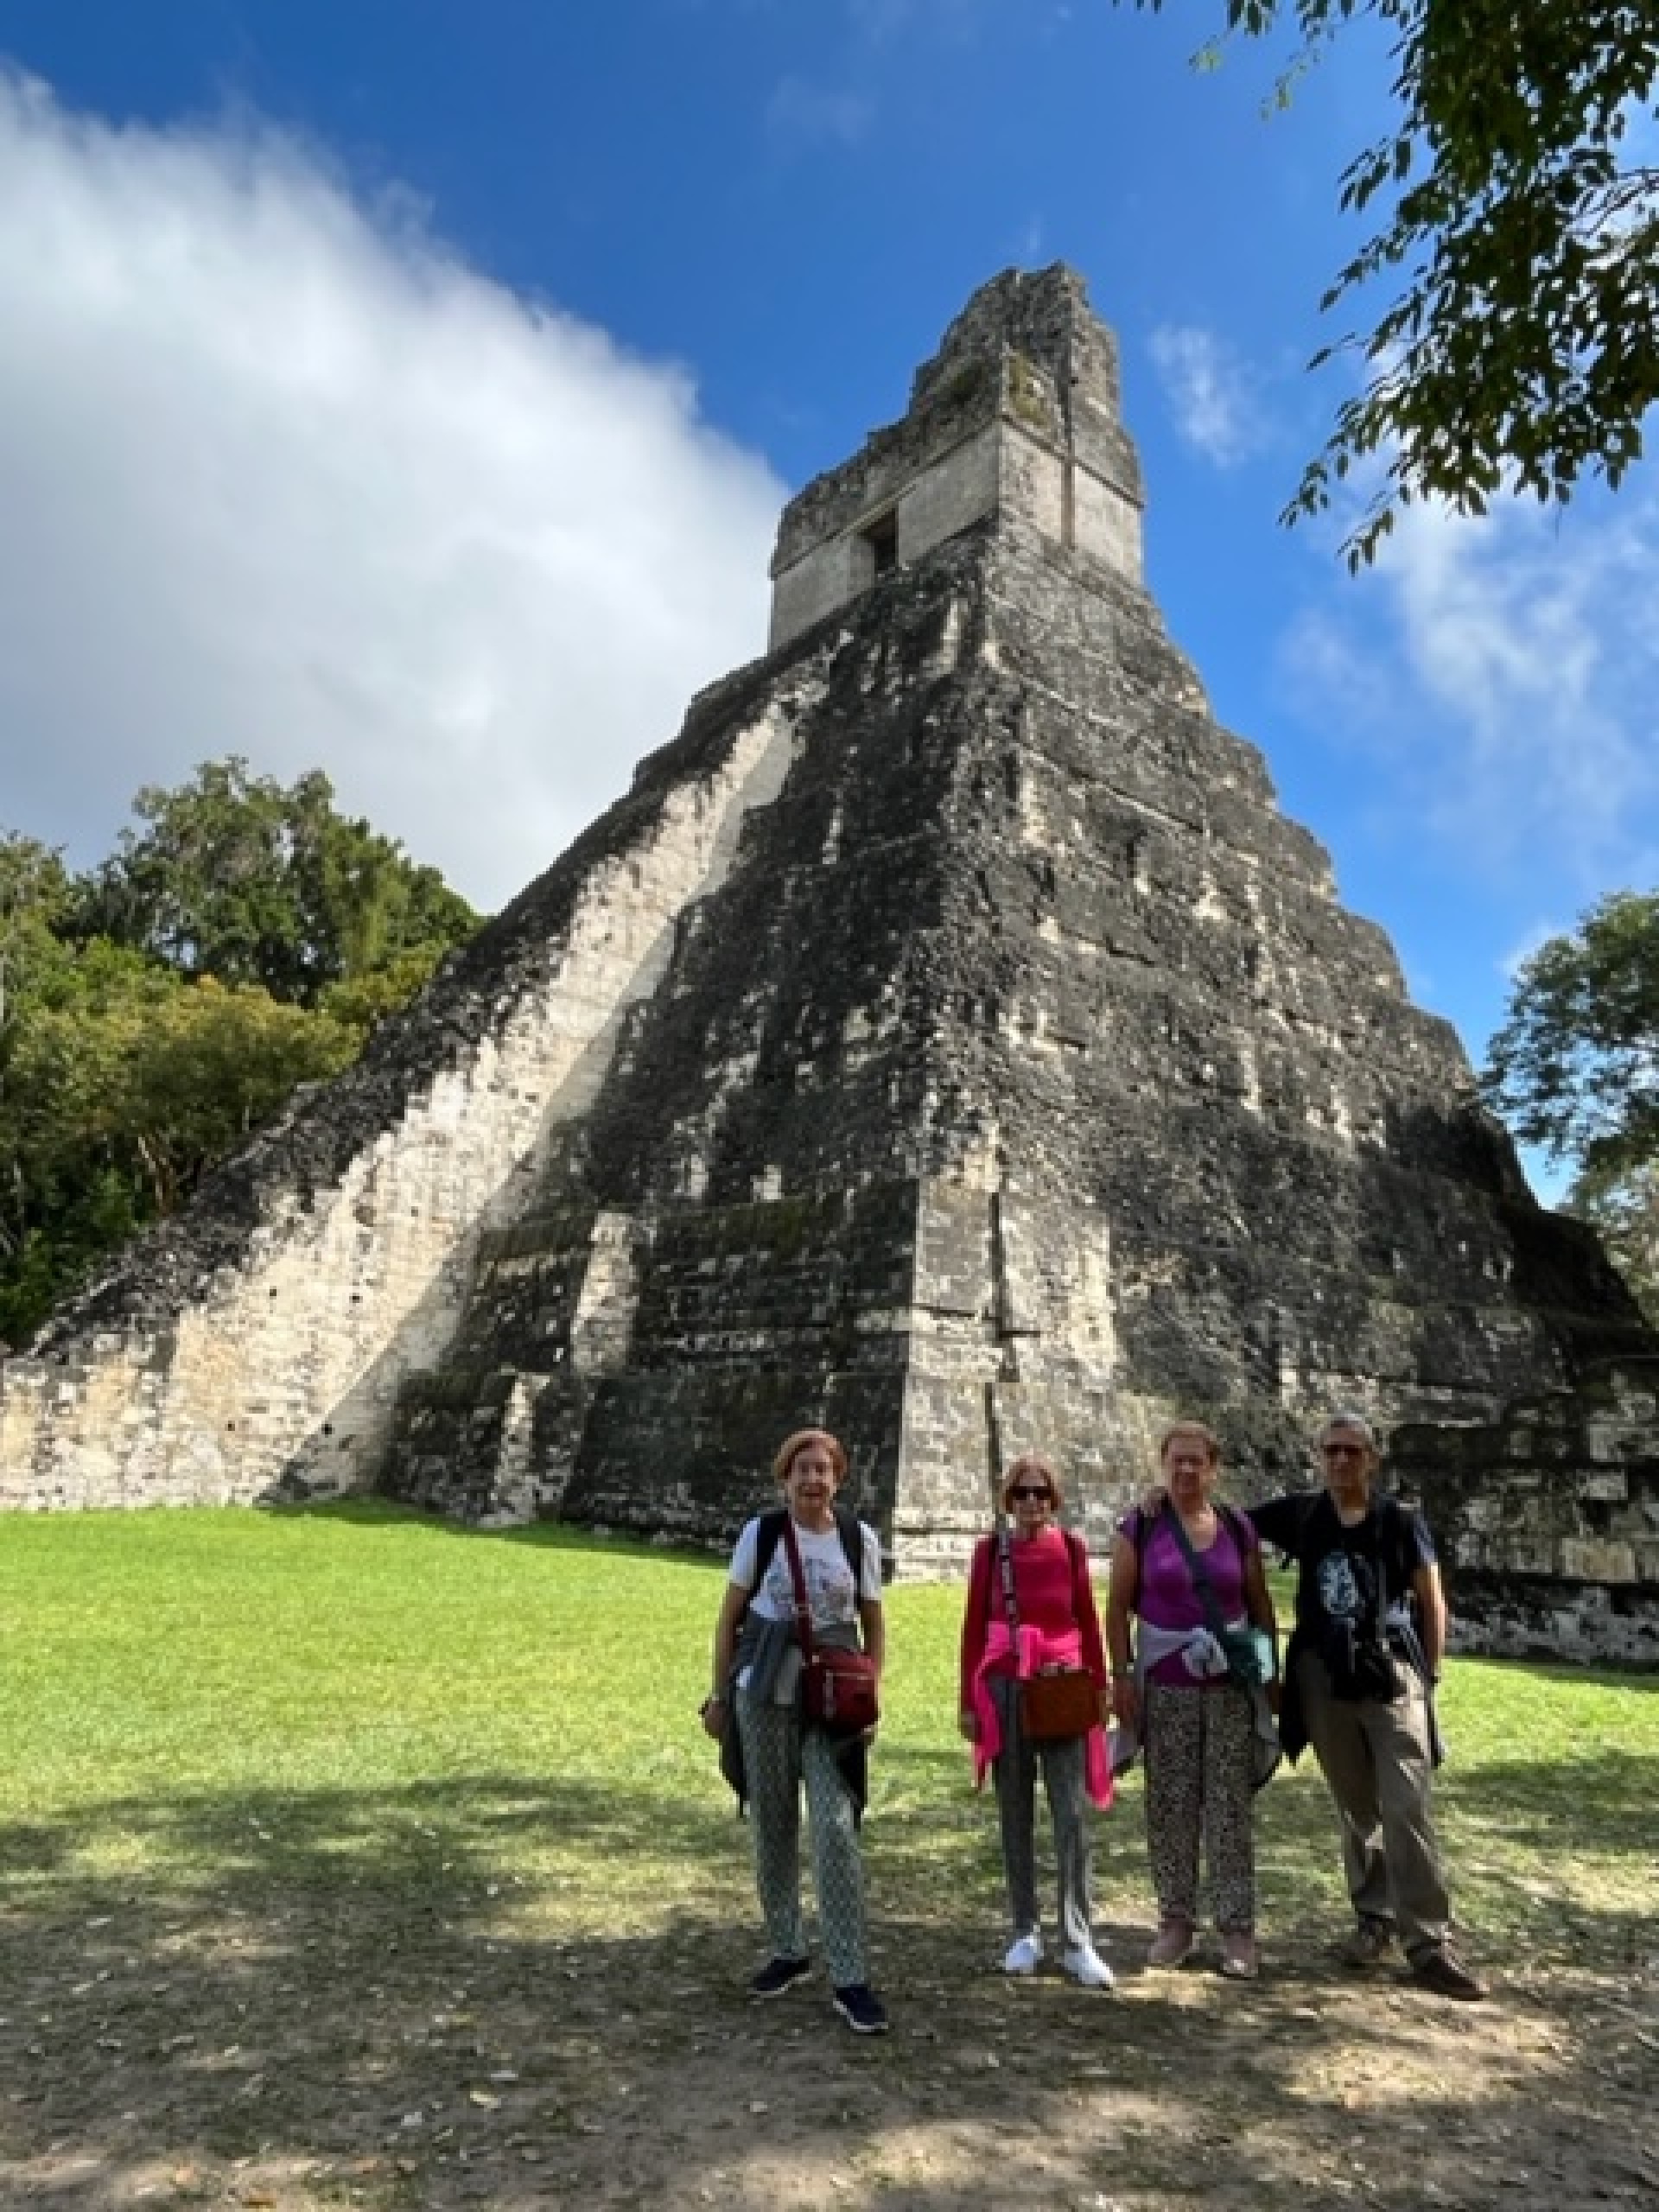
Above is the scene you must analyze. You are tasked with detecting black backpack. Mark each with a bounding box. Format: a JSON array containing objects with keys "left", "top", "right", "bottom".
[{"left": 748, "top": 1503, "right": 867, "bottom": 1599}]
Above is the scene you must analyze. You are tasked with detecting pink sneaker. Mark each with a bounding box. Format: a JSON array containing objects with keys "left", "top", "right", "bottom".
[
  {"left": 1147, "top": 1918, "right": 1193, "bottom": 1969},
  {"left": 1219, "top": 1930, "right": 1259, "bottom": 1980}
]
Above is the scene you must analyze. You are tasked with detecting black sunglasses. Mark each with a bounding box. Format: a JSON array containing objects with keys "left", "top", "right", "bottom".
[{"left": 1008, "top": 1484, "right": 1054, "bottom": 1503}]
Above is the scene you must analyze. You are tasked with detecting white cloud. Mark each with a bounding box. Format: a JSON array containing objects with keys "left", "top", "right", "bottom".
[
  {"left": 1281, "top": 485, "right": 1659, "bottom": 891},
  {"left": 0, "top": 72, "right": 784, "bottom": 911},
  {"left": 1147, "top": 323, "right": 1267, "bottom": 467},
  {"left": 765, "top": 76, "right": 876, "bottom": 149}
]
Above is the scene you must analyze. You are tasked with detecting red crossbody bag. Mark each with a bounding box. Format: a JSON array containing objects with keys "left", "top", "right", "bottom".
[{"left": 781, "top": 1516, "right": 880, "bottom": 1738}]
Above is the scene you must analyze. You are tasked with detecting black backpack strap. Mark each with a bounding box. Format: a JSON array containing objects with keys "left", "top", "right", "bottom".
[
  {"left": 833, "top": 1503, "right": 866, "bottom": 1599},
  {"left": 749, "top": 1506, "right": 790, "bottom": 1594},
  {"left": 1132, "top": 1506, "right": 1161, "bottom": 1599},
  {"left": 753, "top": 1503, "right": 865, "bottom": 1599}
]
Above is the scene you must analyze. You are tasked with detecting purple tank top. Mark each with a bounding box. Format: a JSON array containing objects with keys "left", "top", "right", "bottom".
[{"left": 1128, "top": 1510, "right": 1255, "bottom": 1688}]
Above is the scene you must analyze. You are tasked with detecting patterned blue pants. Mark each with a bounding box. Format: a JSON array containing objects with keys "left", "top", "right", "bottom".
[{"left": 735, "top": 1688, "right": 868, "bottom": 1986}]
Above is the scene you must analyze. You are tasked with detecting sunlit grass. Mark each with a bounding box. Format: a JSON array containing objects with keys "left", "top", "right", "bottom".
[{"left": 0, "top": 1505, "right": 1652, "bottom": 1968}]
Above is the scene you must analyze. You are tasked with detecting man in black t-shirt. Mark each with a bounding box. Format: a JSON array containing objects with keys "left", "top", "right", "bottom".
[{"left": 1248, "top": 1413, "right": 1485, "bottom": 2002}]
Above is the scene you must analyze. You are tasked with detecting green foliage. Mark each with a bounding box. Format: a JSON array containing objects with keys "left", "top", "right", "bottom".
[
  {"left": 1484, "top": 888, "right": 1659, "bottom": 1322},
  {"left": 0, "top": 962, "right": 357, "bottom": 1341},
  {"left": 0, "top": 834, "right": 74, "bottom": 1032},
  {"left": 1569, "top": 1156, "right": 1659, "bottom": 1323},
  {"left": 1484, "top": 890, "right": 1659, "bottom": 1173},
  {"left": 0, "top": 761, "right": 484, "bottom": 1343},
  {"left": 73, "top": 756, "right": 480, "bottom": 1006},
  {"left": 1132, "top": 2, "right": 1659, "bottom": 566},
  {"left": 320, "top": 942, "right": 459, "bottom": 1039}
]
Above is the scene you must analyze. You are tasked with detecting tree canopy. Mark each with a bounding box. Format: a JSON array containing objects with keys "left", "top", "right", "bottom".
[
  {"left": 1135, "top": 1, "right": 1659, "bottom": 565},
  {"left": 1484, "top": 889, "right": 1659, "bottom": 1319},
  {"left": 0, "top": 767, "right": 482, "bottom": 1346},
  {"left": 73, "top": 757, "right": 479, "bottom": 1005}
]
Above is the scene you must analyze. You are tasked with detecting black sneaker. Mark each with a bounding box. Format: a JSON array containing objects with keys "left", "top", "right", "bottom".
[
  {"left": 832, "top": 1983, "right": 890, "bottom": 2036},
  {"left": 748, "top": 1954, "right": 811, "bottom": 1999},
  {"left": 1408, "top": 1947, "right": 1486, "bottom": 2002},
  {"left": 1340, "top": 1916, "right": 1395, "bottom": 1971}
]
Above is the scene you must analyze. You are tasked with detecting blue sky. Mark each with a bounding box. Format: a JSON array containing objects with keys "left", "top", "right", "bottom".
[{"left": 1, "top": 0, "right": 1655, "bottom": 1186}]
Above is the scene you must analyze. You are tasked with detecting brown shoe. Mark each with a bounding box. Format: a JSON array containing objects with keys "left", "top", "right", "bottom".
[
  {"left": 1147, "top": 1918, "right": 1193, "bottom": 1969},
  {"left": 1409, "top": 1947, "right": 1486, "bottom": 2001},
  {"left": 1340, "top": 1917, "right": 1395, "bottom": 1970},
  {"left": 1218, "top": 1930, "right": 1259, "bottom": 1980}
]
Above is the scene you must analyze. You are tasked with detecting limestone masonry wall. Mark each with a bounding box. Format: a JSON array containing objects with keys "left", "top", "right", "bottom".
[
  {"left": 0, "top": 658, "right": 823, "bottom": 1510},
  {"left": 3, "top": 261, "right": 1654, "bottom": 1669},
  {"left": 770, "top": 266, "right": 1143, "bottom": 650},
  {"left": 1394, "top": 1360, "right": 1659, "bottom": 1667}
]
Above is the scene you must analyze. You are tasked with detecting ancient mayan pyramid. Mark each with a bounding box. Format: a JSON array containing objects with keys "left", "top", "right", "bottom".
[{"left": 3, "top": 266, "right": 1653, "bottom": 1646}]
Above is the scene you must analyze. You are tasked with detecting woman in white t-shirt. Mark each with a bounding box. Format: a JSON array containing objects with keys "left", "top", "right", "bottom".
[{"left": 702, "top": 1428, "right": 888, "bottom": 2035}]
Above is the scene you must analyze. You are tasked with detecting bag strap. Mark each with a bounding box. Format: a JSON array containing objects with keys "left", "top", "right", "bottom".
[
  {"left": 779, "top": 1515, "right": 817, "bottom": 1666},
  {"left": 997, "top": 1526, "right": 1085, "bottom": 1656},
  {"left": 1163, "top": 1506, "right": 1232, "bottom": 1645},
  {"left": 753, "top": 1503, "right": 863, "bottom": 1599},
  {"left": 995, "top": 1524, "right": 1021, "bottom": 1640}
]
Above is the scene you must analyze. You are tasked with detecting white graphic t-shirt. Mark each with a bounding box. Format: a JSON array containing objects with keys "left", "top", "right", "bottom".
[{"left": 728, "top": 1516, "right": 884, "bottom": 1633}]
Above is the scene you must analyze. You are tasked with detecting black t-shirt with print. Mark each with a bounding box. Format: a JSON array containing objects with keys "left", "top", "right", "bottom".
[{"left": 1247, "top": 1489, "right": 1437, "bottom": 1644}]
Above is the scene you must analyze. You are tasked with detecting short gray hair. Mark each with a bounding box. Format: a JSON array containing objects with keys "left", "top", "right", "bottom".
[{"left": 1319, "top": 1410, "right": 1379, "bottom": 1451}]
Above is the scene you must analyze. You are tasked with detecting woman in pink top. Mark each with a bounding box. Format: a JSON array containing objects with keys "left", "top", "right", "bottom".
[
  {"left": 958, "top": 1453, "right": 1115, "bottom": 1989},
  {"left": 1106, "top": 1421, "right": 1278, "bottom": 1979}
]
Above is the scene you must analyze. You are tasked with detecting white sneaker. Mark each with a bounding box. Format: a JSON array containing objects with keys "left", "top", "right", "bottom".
[
  {"left": 1002, "top": 1931, "right": 1043, "bottom": 1975},
  {"left": 1064, "top": 1944, "right": 1115, "bottom": 1991}
]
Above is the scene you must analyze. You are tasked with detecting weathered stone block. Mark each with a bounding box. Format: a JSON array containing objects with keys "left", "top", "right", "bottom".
[
  {"left": 3, "top": 264, "right": 1656, "bottom": 1666},
  {"left": 1560, "top": 1536, "right": 1638, "bottom": 1583}
]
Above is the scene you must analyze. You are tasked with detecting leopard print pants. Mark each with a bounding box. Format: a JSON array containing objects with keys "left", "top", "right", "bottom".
[{"left": 1142, "top": 1680, "right": 1255, "bottom": 1933}]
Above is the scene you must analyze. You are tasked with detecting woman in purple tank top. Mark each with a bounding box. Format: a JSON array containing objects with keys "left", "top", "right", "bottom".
[{"left": 1105, "top": 1421, "right": 1278, "bottom": 1979}]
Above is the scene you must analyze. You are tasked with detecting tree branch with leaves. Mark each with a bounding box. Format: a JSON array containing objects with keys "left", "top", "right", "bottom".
[{"left": 1133, "top": 1, "right": 1659, "bottom": 565}]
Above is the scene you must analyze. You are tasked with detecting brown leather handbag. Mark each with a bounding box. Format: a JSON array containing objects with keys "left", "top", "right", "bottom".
[
  {"left": 1020, "top": 1663, "right": 1100, "bottom": 1741},
  {"left": 996, "top": 1527, "right": 1097, "bottom": 1741}
]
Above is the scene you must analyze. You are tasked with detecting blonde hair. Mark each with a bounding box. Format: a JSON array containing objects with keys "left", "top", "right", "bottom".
[
  {"left": 1158, "top": 1420, "right": 1221, "bottom": 1465},
  {"left": 772, "top": 1427, "right": 849, "bottom": 1484},
  {"left": 1001, "top": 1452, "right": 1063, "bottom": 1512}
]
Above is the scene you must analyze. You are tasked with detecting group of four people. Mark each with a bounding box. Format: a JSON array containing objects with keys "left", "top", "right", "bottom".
[{"left": 701, "top": 1414, "right": 1484, "bottom": 2037}]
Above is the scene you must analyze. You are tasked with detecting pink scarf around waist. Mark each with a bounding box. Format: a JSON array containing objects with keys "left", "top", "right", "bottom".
[{"left": 969, "top": 1620, "right": 1113, "bottom": 1808}]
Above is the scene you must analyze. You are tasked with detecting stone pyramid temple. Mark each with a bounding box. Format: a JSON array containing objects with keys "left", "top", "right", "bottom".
[{"left": 3, "top": 268, "right": 1655, "bottom": 1658}]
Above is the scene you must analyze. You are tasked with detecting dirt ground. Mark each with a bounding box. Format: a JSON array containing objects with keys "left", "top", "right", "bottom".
[{"left": 3, "top": 1881, "right": 1656, "bottom": 2212}]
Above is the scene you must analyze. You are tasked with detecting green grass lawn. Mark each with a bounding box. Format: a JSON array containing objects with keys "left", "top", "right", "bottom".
[
  {"left": 1, "top": 1500, "right": 1653, "bottom": 1969},
  {"left": 1, "top": 1504, "right": 1655, "bottom": 2211}
]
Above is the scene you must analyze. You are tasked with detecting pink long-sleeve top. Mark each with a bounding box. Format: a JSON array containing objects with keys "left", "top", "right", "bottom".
[{"left": 959, "top": 1526, "right": 1112, "bottom": 1807}]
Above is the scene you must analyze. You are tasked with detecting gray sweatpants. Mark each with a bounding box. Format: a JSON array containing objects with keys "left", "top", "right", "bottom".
[
  {"left": 735, "top": 1688, "right": 868, "bottom": 1986},
  {"left": 1294, "top": 1649, "right": 1452, "bottom": 1961},
  {"left": 989, "top": 1675, "right": 1096, "bottom": 1954}
]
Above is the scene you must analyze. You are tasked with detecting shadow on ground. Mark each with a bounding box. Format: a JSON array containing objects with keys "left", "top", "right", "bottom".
[{"left": 2, "top": 1764, "right": 1656, "bottom": 2211}]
